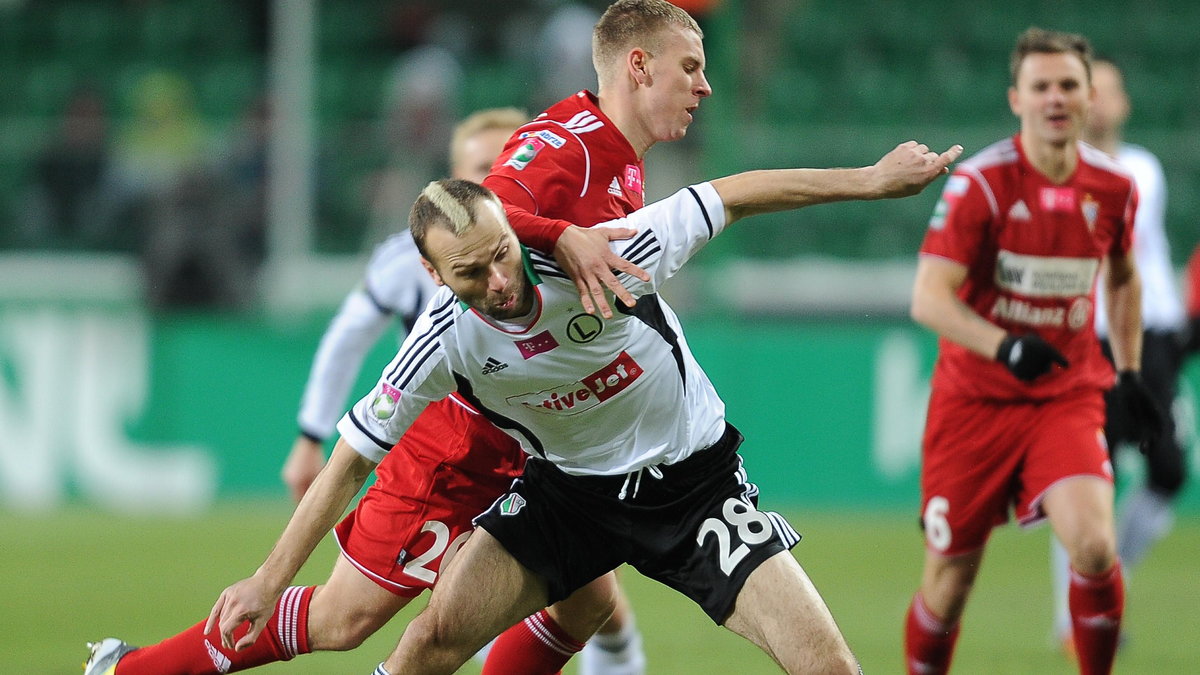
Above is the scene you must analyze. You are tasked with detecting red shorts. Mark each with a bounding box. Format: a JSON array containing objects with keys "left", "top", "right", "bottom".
[
  {"left": 919, "top": 387, "right": 1112, "bottom": 556},
  {"left": 334, "top": 395, "right": 526, "bottom": 596}
]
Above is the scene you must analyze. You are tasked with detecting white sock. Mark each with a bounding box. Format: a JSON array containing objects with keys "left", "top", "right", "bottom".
[
  {"left": 1050, "top": 536, "right": 1072, "bottom": 640},
  {"left": 580, "top": 617, "right": 645, "bottom": 675},
  {"left": 1117, "top": 485, "right": 1174, "bottom": 570}
]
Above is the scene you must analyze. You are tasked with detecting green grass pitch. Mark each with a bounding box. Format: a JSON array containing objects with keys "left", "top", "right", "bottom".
[{"left": 5, "top": 504, "right": 1197, "bottom": 674}]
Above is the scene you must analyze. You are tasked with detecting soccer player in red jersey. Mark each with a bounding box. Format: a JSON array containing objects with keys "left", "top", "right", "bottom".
[
  {"left": 478, "top": 2, "right": 713, "bottom": 670},
  {"left": 483, "top": 0, "right": 711, "bottom": 321},
  {"left": 904, "top": 28, "right": 1162, "bottom": 675}
]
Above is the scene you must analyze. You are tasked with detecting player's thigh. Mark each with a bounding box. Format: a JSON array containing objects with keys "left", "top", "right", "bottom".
[
  {"left": 920, "top": 394, "right": 1018, "bottom": 556},
  {"left": 307, "top": 555, "right": 414, "bottom": 650},
  {"left": 1042, "top": 476, "right": 1116, "bottom": 572},
  {"left": 420, "top": 527, "right": 551, "bottom": 650},
  {"left": 723, "top": 551, "right": 856, "bottom": 673},
  {"left": 1019, "top": 392, "right": 1111, "bottom": 528}
]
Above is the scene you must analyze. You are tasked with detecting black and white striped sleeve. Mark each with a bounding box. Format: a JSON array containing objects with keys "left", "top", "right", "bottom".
[
  {"left": 601, "top": 181, "right": 726, "bottom": 295},
  {"left": 336, "top": 290, "right": 459, "bottom": 463}
]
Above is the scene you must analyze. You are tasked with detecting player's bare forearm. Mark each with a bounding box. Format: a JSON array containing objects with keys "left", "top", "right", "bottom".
[
  {"left": 911, "top": 256, "right": 1006, "bottom": 359},
  {"left": 257, "top": 438, "right": 376, "bottom": 590},
  {"left": 1104, "top": 252, "right": 1144, "bottom": 373},
  {"left": 712, "top": 141, "right": 963, "bottom": 224}
]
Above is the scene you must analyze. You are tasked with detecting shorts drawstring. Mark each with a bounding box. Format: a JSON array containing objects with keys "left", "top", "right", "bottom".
[{"left": 617, "top": 464, "right": 664, "bottom": 500}]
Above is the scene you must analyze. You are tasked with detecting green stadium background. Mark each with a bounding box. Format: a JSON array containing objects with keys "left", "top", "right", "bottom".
[
  {"left": 2, "top": 0, "right": 1198, "bottom": 512},
  {"left": 2, "top": 2, "right": 1200, "bottom": 672}
]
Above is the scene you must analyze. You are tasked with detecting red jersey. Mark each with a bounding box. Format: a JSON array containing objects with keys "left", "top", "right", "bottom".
[
  {"left": 919, "top": 134, "right": 1138, "bottom": 401},
  {"left": 483, "top": 90, "right": 645, "bottom": 244}
]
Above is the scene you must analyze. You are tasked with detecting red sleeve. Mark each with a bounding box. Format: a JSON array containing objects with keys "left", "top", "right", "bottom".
[
  {"left": 483, "top": 124, "right": 588, "bottom": 253},
  {"left": 482, "top": 174, "right": 574, "bottom": 253},
  {"left": 919, "top": 171, "right": 993, "bottom": 267},
  {"left": 1186, "top": 245, "right": 1200, "bottom": 317},
  {"left": 1115, "top": 182, "right": 1138, "bottom": 256}
]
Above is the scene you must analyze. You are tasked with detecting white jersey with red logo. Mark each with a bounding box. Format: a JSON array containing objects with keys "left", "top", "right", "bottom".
[
  {"left": 483, "top": 90, "right": 644, "bottom": 251},
  {"left": 338, "top": 183, "right": 727, "bottom": 476},
  {"left": 920, "top": 134, "right": 1137, "bottom": 400}
]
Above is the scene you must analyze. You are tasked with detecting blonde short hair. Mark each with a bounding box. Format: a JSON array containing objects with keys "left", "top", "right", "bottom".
[
  {"left": 592, "top": 0, "right": 703, "bottom": 86},
  {"left": 449, "top": 107, "right": 528, "bottom": 169},
  {"left": 410, "top": 179, "right": 503, "bottom": 258}
]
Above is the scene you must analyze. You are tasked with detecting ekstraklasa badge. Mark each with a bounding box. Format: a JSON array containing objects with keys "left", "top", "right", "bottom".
[
  {"left": 370, "top": 383, "right": 402, "bottom": 420},
  {"left": 504, "top": 137, "right": 546, "bottom": 171},
  {"left": 499, "top": 493, "right": 526, "bottom": 516}
]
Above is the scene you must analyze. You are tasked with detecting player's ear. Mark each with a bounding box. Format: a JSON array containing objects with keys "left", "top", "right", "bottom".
[
  {"left": 421, "top": 258, "right": 444, "bottom": 286},
  {"left": 1007, "top": 86, "right": 1020, "bottom": 116},
  {"left": 628, "top": 47, "right": 651, "bottom": 86}
]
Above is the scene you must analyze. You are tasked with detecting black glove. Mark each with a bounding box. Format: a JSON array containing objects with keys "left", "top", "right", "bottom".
[
  {"left": 1107, "top": 370, "right": 1165, "bottom": 451},
  {"left": 1181, "top": 316, "right": 1200, "bottom": 355},
  {"left": 995, "top": 333, "right": 1069, "bottom": 382}
]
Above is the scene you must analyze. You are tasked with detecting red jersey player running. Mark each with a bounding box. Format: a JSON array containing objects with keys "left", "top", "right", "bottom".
[{"left": 904, "top": 27, "right": 1162, "bottom": 675}]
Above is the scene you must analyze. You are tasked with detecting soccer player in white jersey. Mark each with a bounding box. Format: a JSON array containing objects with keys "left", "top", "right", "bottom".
[
  {"left": 83, "top": 109, "right": 645, "bottom": 675},
  {"left": 297, "top": 140, "right": 959, "bottom": 675},
  {"left": 1050, "top": 57, "right": 1189, "bottom": 656}
]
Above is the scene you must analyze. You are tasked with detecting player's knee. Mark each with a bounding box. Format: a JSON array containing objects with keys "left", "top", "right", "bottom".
[
  {"left": 308, "top": 609, "right": 383, "bottom": 651},
  {"left": 798, "top": 644, "right": 861, "bottom": 675},
  {"left": 405, "top": 610, "right": 472, "bottom": 656},
  {"left": 549, "top": 574, "right": 618, "bottom": 640},
  {"left": 1068, "top": 531, "right": 1117, "bottom": 576}
]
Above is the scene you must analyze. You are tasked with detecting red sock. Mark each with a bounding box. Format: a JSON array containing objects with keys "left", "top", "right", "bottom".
[
  {"left": 904, "top": 592, "right": 959, "bottom": 675},
  {"left": 116, "top": 585, "right": 315, "bottom": 675},
  {"left": 1069, "top": 564, "right": 1124, "bottom": 675},
  {"left": 481, "top": 609, "right": 583, "bottom": 675}
]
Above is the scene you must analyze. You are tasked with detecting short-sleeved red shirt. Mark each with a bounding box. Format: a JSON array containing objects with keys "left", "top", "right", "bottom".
[{"left": 919, "top": 134, "right": 1138, "bottom": 400}]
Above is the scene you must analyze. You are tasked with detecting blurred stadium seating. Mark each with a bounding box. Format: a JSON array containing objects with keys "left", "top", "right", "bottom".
[{"left": 1, "top": 0, "right": 1197, "bottom": 262}]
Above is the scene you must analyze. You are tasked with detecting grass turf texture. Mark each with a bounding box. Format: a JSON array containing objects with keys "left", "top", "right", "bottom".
[{"left": 6, "top": 504, "right": 1196, "bottom": 674}]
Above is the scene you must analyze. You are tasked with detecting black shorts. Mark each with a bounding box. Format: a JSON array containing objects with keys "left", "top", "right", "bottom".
[{"left": 474, "top": 423, "right": 801, "bottom": 624}]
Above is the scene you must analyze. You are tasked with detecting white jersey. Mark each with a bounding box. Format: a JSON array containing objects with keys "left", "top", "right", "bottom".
[
  {"left": 338, "top": 182, "right": 729, "bottom": 475},
  {"left": 1095, "top": 142, "right": 1184, "bottom": 335},
  {"left": 296, "top": 232, "right": 439, "bottom": 440}
]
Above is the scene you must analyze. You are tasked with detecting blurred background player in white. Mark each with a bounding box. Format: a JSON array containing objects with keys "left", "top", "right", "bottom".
[
  {"left": 284, "top": 107, "right": 529, "bottom": 499},
  {"left": 1050, "top": 57, "right": 1190, "bottom": 656},
  {"left": 82, "top": 108, "right": 646, "bottom": 675}
]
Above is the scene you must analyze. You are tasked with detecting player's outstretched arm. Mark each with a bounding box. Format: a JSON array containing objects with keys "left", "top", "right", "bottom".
[
  {"left": 711, "top": 141, "right": 964, "bottom": 225},
  {"left": 205, "top": 438, "right": 377, "bottom": 651}
]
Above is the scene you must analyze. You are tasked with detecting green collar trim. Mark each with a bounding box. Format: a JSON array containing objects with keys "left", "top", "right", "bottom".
[{"left": 456, "top": 245, "right": 542, "bottom": 311}]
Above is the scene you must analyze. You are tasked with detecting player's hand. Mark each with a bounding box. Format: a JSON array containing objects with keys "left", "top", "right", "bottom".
[
  {"left": 870, "top": 141, "right": 964, "bottom": 198},
  {"left": 553, "top": 225, "right": 651, "bottom": 318},
  {"left": 995, "top": 333, "right": 1069, "bottom": 382},
  {"left": 1107, "top": 370, "right": 1165, "bottom": 451},
  {"left": 282, "top": 436, "right": 327, "bottom": 502},
  {"left": 204, "top": 575, "right": 280, "bottom": 651}
]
